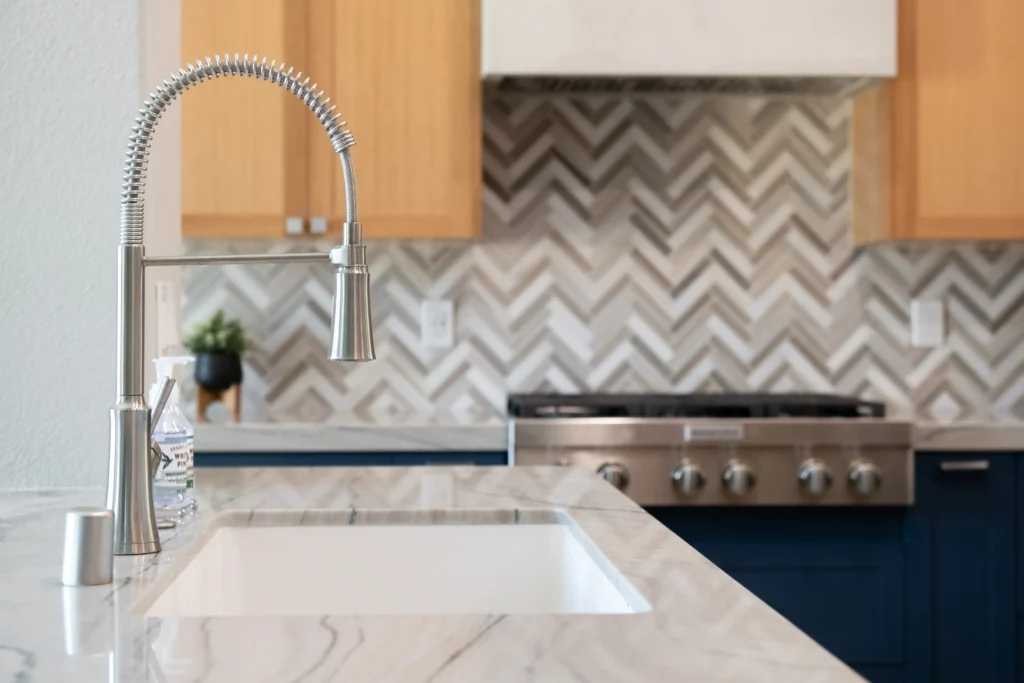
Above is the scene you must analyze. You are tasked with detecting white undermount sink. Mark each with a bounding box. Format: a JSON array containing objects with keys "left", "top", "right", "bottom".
[{"left": 145, "top": 516, "right": 649, "bottom": 617}]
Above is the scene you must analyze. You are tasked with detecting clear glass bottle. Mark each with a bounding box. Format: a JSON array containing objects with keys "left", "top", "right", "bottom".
[{"left": 150, "top": 356, "right": 196, "bottom": 517}]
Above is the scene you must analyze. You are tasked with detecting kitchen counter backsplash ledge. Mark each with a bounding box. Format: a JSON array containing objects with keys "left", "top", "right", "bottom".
[
  {"left": 193, "top": 415, "right": 508, "bottom": 453},
  {"left": 194, "top": 418, "right": 1024, "bottom": 454}
]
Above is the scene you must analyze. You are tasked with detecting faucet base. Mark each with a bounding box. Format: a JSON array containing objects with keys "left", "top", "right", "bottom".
[
  {"left": 107, "top": 397, "right": 161, "bottom": 555},
  {"left": 114, "top": 541, "right": 160, "bottom": 555}
]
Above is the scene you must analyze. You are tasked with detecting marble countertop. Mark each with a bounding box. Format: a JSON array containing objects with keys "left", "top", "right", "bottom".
[
  {"left": 0, "top": 467, "right": 859, "bottom": 682},
  {"left": 913, "top": 421, "right": 1024, "bottom": 451},
  {"left": 194, "top": 413, "right": 508, "bottom": 453},
  {"left": 195, "top": 414, "right": 1024, "bottom": 454}
]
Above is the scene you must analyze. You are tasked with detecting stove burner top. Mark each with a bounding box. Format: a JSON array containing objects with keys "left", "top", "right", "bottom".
[{"left": 507, "top": 393, "right": 885, "bottom": 419}]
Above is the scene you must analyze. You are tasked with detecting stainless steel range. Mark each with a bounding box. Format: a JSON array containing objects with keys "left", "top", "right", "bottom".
[{"left": 509, "top": 394, "right": 914, "bottom": 506}]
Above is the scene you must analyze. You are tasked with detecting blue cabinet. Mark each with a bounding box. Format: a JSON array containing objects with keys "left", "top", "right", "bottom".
[
  {"left": 653, "top": 454, "right": 1022, "bottom": 683},
  {"left": 195, "top": 451, "right": 507, "bottom": 467},
  {"left": 1018, "top": 460, "right": 1024, "bottom": 620},
  {"left": 647, "top": 507, "right": 906, "bottom": 679},
  {"left": 392, "top": 452, "right": 507, "bottom": 466},
  {"left": 906, "top": 453, "right": 1016, "bottom": 683}
]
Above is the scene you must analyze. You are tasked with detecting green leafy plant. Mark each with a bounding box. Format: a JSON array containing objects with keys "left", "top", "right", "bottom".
[{"left": 183, "top": 309, "right": 251, "bottom": 356}]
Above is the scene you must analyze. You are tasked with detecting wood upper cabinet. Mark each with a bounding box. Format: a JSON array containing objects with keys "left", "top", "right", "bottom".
[
  {"left": 181, "top": 0, "right": 310, "bottom": 237},
  {"left": 180, "top": 0, "right": 480, "bottom": 239},
  {"left": 306, "top": 0, "right": 480, "bottom": 238},
  {"left": 853, "top": 0, "right": 1024, "bottom": 243}
]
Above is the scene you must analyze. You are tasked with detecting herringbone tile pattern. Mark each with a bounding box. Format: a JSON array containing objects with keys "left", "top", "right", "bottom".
[{"left": 182, "top": 95, "right": 1024, "bottom": 422}]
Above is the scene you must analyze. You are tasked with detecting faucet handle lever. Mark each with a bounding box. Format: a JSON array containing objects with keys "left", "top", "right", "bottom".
[{"left": 149, "top": 377, "right": 175, "bottom": 439}]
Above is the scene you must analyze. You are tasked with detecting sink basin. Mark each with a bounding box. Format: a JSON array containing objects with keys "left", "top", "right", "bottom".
[{"left": 145, "top": 514, "right": 649, "bottom": 617}]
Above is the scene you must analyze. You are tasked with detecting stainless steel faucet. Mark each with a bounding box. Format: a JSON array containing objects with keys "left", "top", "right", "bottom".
[{"left": 107, "top": 55, "right": 376, "bottom": 555}]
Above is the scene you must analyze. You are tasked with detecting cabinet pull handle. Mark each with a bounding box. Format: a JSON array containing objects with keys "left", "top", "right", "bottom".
[{"left": 939, "top": 460, "right": 990, "bottom": 472}]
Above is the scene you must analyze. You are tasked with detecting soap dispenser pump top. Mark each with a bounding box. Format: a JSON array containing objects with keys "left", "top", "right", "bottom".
[
  {"left": 149, "top": 355, "right": 194, "bottom": 407},
  {"left": 149, "top": 355, "right": 196, "bottom": 517}
]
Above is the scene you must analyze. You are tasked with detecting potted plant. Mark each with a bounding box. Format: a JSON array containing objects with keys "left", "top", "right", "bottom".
[{"left": 183, "top": 309, "right": 250, "bottom": 392}]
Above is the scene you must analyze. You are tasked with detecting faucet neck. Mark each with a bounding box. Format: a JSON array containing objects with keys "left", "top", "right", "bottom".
[
  {"left": 109, "top": 55, "right": 364, "bottom": 555},
  {"left": 120, "top": 54, "right": 358, "bottom": 247}
]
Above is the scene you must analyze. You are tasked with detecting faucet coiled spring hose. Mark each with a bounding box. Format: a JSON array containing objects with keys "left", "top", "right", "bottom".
[{"left": 120, "top": 54, "right": 357, "bottom": 246}]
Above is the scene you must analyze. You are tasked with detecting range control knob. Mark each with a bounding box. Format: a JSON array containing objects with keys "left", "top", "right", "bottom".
[
  {"left": 672, "top": 458, "right": 707, "bottom": 498},
  {"left": 596, "top": 462, "right": 630, "bottom": 491},
  {"left": 797, "top": 458, "right": 834, "bottom": 499},
  {"left": 848, "top": 460, "right": 883, "bottom": 498},
  {"left": 722, "top": 459, "right": 756, "bottom": 498}
]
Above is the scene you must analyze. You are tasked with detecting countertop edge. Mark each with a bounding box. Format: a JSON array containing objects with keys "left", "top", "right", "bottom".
[{"left": 913, "top": 423, "right": 1024, "bottom": 452}]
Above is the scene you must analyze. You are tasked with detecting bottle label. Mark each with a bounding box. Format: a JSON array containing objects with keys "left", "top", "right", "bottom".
[{"left": 155, "top": 437, "right": 193, "bottom": 479}]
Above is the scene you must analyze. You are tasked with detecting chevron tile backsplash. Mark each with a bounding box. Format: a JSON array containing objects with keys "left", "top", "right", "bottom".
[{"left": 182, "top": 95, "right": 1024, "bottom": 423}]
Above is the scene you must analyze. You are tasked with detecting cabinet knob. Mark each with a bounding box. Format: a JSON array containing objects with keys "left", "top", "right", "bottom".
[
  {"left": 671, "top": 458, "right": 707, "bottom": 498},
  {"left": 285, "top": 216, "right": 305, "bottom": 235},
  {"left": 848, "top": 459, "right": 883, "bottom": 498},
  {"left": 596, "top": 462, "right": 630, "bottom": 491},
  {"left": 722, "top": 459, "right": 756, "bottom": 498}
]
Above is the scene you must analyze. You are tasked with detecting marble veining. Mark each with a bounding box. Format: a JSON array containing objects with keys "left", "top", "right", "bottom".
[
  {"left": 0, "top": 467, "right": 861, "bottom": 682},
  {"left": 193, "top": 413, "right": 508, "bottom": 453},
  {"left": 913, "top": 422, "right": 1024, "bottom": 452},
  {"left": 194, "top": 414, "right": 1024, "bottom": 456}
]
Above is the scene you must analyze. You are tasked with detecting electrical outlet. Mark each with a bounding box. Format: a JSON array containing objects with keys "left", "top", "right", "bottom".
[
  {"left": 420, "top": 300, "right": 454, "bottom": 348},
  {"left": 911, "top": 299, "right": 944, "bottom": 348}
]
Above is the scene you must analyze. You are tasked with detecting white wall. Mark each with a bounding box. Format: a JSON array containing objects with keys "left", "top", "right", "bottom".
[
  {"left": 0, "top": 0, "right": 181, "bottom": 488},
  {"left": 141, "top": 0, "right": 183, "bottom": 389}
]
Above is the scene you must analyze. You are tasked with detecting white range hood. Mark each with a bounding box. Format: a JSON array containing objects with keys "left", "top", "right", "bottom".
[{"left": 482, "top": 0, "right": 897, "bottom": 96}]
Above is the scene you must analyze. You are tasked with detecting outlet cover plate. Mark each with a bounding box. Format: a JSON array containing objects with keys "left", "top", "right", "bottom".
[
  {"left": 911, "top": 299, "right": 944, "bottom": 348},
  {"left": 421, "top": 300, "right": 455, "bottom": 348}
]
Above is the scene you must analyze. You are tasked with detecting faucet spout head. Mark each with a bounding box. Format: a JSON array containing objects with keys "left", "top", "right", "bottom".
[{"left": 329, "top": 239, "right": 375, "bottom": 362}]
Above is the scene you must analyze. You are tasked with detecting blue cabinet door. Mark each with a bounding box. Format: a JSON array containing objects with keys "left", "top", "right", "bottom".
[
  {"left": 648, "top": 507, "right": 906, "bottom": 674},
  {"left": 1020, "top": 624, "right": 1024, "bottom": 683},
  {"left": 1017, "top": 459, "right": 1024, "bottom": 618},
  {"left": 392, "top": 452, "right": 507, "bottom": 466},
  {"left": 907, "top": 453, "right": 1016, "bottom": 683}
]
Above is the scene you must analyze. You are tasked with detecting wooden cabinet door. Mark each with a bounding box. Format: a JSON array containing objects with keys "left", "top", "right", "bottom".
[
  {"left": 307, "top": 0, "right": 480, "bottom": 238},
  {"left": 906, "top": 453, "right": 1016, "bottom": 683},
  {"left": 853, "top": 0, "right": 1024, "bottom": 242},
  {"left": 181, "top": 0, "right": 310, "bottom": 237}
]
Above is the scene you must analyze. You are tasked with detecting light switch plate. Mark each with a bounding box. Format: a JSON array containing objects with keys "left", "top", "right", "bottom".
[
  {"left": 421, "top": 300, "right": 455, "bottom": 348},
  {"left": 911, "top": 299, "right": 944, "bottom": 347}
]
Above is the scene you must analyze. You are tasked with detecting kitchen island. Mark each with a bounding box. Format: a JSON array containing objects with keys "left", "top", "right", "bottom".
[{"left": 0, "top": 467, "right": 860, "bottom": 682}]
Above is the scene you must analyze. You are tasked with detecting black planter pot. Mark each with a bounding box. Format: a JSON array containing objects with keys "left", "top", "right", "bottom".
[{"left": 194, "top": 353, "right": 243, "bottom": 392}]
